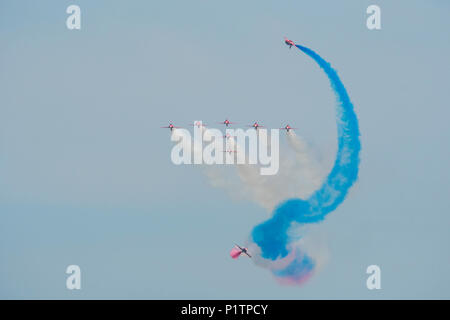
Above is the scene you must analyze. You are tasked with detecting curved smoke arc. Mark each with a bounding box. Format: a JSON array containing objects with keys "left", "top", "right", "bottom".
[{"left": 250, "top": 44, "right": 361, "bottom": 284}]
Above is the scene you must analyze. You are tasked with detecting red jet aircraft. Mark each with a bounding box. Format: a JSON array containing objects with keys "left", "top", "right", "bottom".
[
  {"left": 248, "top": 122, "right": 264, "bottom": 130},
  {"left": 161, "top": 123, "right": 181, "bottom": 131},
  {"left": 280, "top": 124, "right": 298, "bottom": 132},
  {"left": 191, "top": 121, "right": 207, "bottom": 129},
  {"left": 218, "top": 119, "right": 236, "bottom": 127},
  {"left": 284, "top": 37, "right": 295, "bottom": 49},
  {"left": 233, "top": 244, "right": 252, "bottom": 258}
]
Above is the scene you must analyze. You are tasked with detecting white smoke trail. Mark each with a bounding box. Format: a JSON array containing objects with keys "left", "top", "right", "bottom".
[
  {"left": 228, "top": 130, "right": 326, "bottom": 211},
  {"left": 170, "top": 127, "right": 327, "bottom": 211}
]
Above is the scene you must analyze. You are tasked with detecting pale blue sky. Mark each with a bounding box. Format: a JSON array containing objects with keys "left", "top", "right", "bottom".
[{"left": 1, "top": 0, "right": 449, "bottom": 298}]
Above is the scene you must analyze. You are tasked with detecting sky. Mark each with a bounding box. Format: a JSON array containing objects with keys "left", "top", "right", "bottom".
[{"left": 0, "top": 0, "right": 449, "bottom": 299}]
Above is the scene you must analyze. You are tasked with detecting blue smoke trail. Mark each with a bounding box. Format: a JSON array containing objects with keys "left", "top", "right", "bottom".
[{"left": 251, "top": 45, "right": 361, "bottom": 282}]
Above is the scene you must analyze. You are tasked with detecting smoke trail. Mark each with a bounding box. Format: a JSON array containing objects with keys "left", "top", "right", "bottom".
[
  {"left": 206, "top": 130, "right": 326, "bottom": 211},
  {"left": 250, "top": 45, "right": 361, "bottom": 284},
  {"left": 285, "top": 131, "right": 325, "bottom": 195}
]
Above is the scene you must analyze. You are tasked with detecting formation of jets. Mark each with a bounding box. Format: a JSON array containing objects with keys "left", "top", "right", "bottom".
[{"left": 162, "top": 119, "right": 296, "bottom": 134}]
